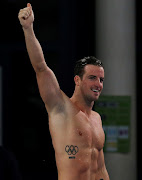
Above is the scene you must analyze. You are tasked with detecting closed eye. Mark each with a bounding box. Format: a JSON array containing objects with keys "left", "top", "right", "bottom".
[
  {"left": 100, "top": 78, "right": 104, "bottom": 83},
  {"left": 88, "top": 75, "right": 96, "bottom": 80}
]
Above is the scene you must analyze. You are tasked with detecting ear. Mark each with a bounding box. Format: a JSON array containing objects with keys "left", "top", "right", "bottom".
[{"left": 74, "top": 75, "right": 81, "bottom": 86}]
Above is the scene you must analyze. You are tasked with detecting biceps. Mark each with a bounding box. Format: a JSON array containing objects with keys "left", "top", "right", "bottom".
[{"left": 36, "top": 69, "right": 63, "bottom": 112}]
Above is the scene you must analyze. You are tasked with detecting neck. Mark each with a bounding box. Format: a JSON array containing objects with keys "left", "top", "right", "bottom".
[{"left": 70, "top": 92, "right": 94, "bottom": 116}]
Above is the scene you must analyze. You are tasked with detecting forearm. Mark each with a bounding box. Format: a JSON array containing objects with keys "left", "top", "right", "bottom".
[{"left": 23, "top": 25, "right": 47, "bottom": 73}]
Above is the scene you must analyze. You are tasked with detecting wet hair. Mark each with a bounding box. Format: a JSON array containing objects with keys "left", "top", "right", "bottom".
[{"left": 74, "top": 56, "right": 104, "bottom": 79}]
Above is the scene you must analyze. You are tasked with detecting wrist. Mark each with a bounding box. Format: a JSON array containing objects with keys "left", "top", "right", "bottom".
[{"left": 22, "top": 24, "right": 34, "bottom": 33}]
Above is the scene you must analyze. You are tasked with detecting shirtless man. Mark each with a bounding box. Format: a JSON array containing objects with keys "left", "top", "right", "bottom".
[{"left": 18, "top": 3, "right": 109, "bottom": 180}]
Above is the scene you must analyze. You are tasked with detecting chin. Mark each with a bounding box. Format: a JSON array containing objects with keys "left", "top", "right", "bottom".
[
  {"left": 93, "top": 98, "right": 99, "bottom": 102},
  {"left": 93, "top": 95, "right": 100, "bottom": 101}
]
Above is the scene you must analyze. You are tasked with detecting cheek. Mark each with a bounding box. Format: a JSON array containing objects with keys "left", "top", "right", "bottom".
[
  {"left": 82, "top": 83, "right": 88, "bottom": 90},
  {"left": 81, "top": 81, "right": 90, "bottom": 91}
]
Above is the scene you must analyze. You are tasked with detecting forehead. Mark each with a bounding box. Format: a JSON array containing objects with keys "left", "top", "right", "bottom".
[{"left": 84, "top": 65, "right": 104, "bottom": 76}]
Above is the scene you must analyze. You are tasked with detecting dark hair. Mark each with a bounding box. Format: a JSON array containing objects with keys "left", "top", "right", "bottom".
[{"left": 74, "top": 56, "right": 104, "bottom": 79}]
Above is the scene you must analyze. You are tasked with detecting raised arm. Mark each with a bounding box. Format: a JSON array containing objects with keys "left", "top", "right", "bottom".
[{"left": 18, "top": 3, "right": 64, "bottom": 114}]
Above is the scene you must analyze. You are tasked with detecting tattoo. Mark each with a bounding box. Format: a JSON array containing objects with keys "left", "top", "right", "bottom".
[{"left": 65, "top": 145, "right": 79, "bottom": 159}]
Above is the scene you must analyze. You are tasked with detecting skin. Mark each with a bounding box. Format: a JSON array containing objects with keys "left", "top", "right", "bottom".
[{"left": 18, "top": 3, "right": 110, "bottom": 180}]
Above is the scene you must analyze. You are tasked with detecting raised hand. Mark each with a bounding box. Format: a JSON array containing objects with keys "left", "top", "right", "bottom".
[{"left": 18, "top": 3, "right": 34, "bottom": 29}]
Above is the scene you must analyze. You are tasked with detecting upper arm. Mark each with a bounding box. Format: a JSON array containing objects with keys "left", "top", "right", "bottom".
[{"left": 36, "top": 66, "right": 65, "bottom": 114}]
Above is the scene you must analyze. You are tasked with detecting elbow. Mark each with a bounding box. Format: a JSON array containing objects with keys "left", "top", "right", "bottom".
[{"left": 34, "top": 61, "right": 49, "bottom": 74}]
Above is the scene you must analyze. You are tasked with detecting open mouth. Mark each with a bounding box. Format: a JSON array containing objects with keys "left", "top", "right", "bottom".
[{"left": 91, "top": 89, "right": 99, "bottom": 92}]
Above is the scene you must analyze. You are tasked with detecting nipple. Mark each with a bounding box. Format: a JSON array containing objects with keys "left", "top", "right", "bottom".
[{"left": 79, "top": 131, "right": 82, "bottom": 136}]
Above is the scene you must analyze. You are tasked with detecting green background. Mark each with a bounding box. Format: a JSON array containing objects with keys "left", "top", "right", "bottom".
[{"left": 94, "top": 96, "right": 131, "bottom": 153}]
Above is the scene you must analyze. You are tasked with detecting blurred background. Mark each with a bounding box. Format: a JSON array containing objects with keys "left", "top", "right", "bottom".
[{"left": 0, "top": 0, "right": 141, "bottom": 179}]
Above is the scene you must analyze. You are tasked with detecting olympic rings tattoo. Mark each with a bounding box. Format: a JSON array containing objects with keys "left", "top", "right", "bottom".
[{"left": 65, "top": 145, "right": 79, "bottom": 159}]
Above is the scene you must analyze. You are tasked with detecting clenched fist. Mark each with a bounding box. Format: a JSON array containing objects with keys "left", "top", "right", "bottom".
[{"left": 18, "top": 3, "right": 34, "bottom": 29}]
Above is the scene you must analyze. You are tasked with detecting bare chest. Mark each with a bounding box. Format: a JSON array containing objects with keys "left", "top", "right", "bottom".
[{"left": 67, "top": 112, "right": 105, "bottom": 152}]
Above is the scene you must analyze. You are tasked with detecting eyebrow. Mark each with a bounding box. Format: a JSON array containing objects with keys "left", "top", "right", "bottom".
[
  {"left": 88, "top": 75, "right": 96, "bottom": 77},
  {"left": 88, "top": 75, "right": 104, "bottom": 80}
]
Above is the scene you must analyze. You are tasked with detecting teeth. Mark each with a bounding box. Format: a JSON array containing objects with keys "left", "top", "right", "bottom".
[{"left": 92, "top": 89, "right": 99, "bottom": 92}]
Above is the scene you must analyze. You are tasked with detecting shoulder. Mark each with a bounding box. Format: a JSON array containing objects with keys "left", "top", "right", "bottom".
[
  {"left": 91, "top": 110, "right": 102, "bottom": 124},
  {"left": 92, "top": 110, "right": 101, "bottom": 119}
]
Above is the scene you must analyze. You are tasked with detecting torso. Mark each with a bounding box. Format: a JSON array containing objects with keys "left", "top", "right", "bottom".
[{"left": 47, "top": 93, "right": 109, "bottom": 180}]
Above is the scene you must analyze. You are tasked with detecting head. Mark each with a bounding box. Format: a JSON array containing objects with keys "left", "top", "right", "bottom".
[
  {"left": 74, "top": 56, "right": 104, "bottom": 102},
  {"left": 74, "top": 56, "right": 104, "bottom": 79}
]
